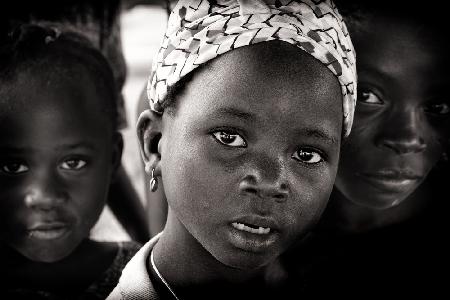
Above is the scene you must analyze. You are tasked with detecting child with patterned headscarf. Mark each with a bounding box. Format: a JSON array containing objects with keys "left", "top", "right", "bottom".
[{"left": 108, "top": 0, "right": 356, "bottom": 299}]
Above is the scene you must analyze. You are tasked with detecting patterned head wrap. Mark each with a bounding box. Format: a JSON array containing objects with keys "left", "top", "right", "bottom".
[{"left": 148, "top": 0, "right": 357, "bottom": 137}]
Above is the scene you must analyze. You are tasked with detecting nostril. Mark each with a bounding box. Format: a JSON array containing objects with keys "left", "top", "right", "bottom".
[
  {"left": 273, "top": 194, "right": 285, "bottom": 200},
  {"left": 243, "top": 187, "right": 258, "bottom": 195},
  {"left": 271, "top": 191, "right": 288, "bottom": 203},
  {"left": 239, "top": 175, "right": 289, "bottom": 201}
]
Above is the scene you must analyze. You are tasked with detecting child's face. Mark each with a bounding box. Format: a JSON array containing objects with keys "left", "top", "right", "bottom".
[
  {"left": 0, "top": 68, "right": 119, "bottom": 262},
  {"left": 158, "top": 43, "right": 342, "bottom": 269},
  {"left": 335, "top": 16, "right": 450, "bottom": 209}
]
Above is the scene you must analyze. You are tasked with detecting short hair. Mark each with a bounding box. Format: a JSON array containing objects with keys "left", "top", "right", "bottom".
[
  {"left": 0, "top": 23, "right": 118, "bottom": 130},
  {"left": 334, "top": 0, "right": 447, "bottom": 36}
]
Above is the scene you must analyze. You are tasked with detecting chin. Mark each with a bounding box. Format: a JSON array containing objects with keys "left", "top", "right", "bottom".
[
  {"left": 351, "top": 194, "right": 410, "bottom": 210},
  {"left": 19, "top": 245, "right": 73, "bottom": 263},
  {"left": 217, "top": 250, "right": 275, "bottom": 271},
  {"left": 28, "top": 252, "right": 70, "bottom": 263}
]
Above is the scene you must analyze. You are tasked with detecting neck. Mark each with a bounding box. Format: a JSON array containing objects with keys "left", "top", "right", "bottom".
[
  {"left": 319, "top": 187, "right": 430, "bottom": 236},
  {"left": 152, "top": 209, "right": 266, "bottom": 297}
]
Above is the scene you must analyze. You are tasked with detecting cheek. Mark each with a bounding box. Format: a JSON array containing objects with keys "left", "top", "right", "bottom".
[
  {"left": 0, "top": 184, "right": 31, "bottom": 236},
  {"left": 287, "top": 169, "right": 336, "bottom": 230},
  {"left": 417, "top": 121, "right": 448, "bottom": 170},
  {"left": 342, "top": 121, "right": 374, "bottom": 154},
  {"left": 162, "top": 139, "right": 231, "bottom": 218},
  {"left": 347, "top": 105, "right": 384, "bottom": 151},
  {"left": 0, "top": 204, "right": 22, "bottom": 244},
  {"left": 338, "top": 125, "right": 376, "bottom": 177},
  {"left": 424, "top": 138, "right": 446, "bottom": 168},
  {"left": 76, "top": 181, "right": 108, "bottom": 227},
  {"left": 68, "top": 165, "right": 112, "bottom": 232}
]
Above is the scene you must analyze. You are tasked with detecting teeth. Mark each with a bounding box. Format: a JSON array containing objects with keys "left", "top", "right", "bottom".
[{"left": 232, "top": 222, "right": 271, "bottom": 235}]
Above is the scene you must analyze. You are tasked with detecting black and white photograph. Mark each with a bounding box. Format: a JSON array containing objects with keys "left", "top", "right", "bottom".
[{"left": 1, "top": 0, "right": 449, "bottom": 299}]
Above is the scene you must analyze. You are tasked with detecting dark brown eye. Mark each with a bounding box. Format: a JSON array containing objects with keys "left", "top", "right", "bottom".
[
  {"left": 292, "top": 149, "right": 323, "bottom": 164},
  {"left": 60, "top": 159, "right": 87, "bottom": 170},
  {"left": 358, "top": 90, "right": 383, "bottom": 105},
  {"left": 1, "top": 162, "right": 29, "bottom": 174},
  {"left": 424, "top": 102, "right": 450, "bottom": 115},
  {"left": 212, "top": 131, "right": 246, "bottom": 147}
]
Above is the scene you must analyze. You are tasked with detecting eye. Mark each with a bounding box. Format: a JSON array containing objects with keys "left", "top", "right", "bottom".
[
  {"left": 292, "top": 149, "right": 323, "bottom": 164},
  {"left": 358, "top": 89, "right": 383, "bottom": 105},
  {"left": 424, "top": 102, "right": 450, "bottom": 116},
  {"left": 212, "top": 131, "right": 247, "bottom": 147},
  {"left": 1, "top": 161, "right": 29, "bottom": 174},
  {"left": 60, "top": 159, "right": 87, "bottom": 170}
]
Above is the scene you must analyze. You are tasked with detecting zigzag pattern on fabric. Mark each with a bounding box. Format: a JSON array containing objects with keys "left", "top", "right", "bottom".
[{"left": 147, "top": 0, "right": 357, "bottom": 137}]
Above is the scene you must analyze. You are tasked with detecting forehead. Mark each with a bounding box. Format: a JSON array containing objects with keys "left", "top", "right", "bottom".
[
  {"left": 1, "top": 65, "right": 105, "bottom": 116},
  {"left": 0, "top": 67, "right": 110, "bottom": 146},
  {"left": 172, "top": 41, "right": 342, "bottom": 139},
  {"left": 354, "top": 16, "right": 450, "bottom": 76}
]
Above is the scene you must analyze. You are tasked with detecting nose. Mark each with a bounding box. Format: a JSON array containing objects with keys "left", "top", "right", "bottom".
[
  {"left": 239, "top": 155, "right": 290, "bottom": 203},
  {"left": 24, "top": 178, "right": 66, "bottom": 211},
  {"left": 375, "top": 110, "right": 427, "bottom": 155}
]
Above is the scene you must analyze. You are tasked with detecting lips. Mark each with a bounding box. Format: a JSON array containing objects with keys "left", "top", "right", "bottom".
[
  {"left": 232, "top": 215, "right": 279, "bottom": 233},
  {"left": 232, "top": 222, "right": 271, "bottom": 235},
  {"left": 28, "top": 222, "right": 70, "bottom": 240},
  {"left": 357, "top": 169, "right": 422, "bottom": 192},
  {"left": 361, "top": 169, "right": 421, "bottom": 180},
  {"left": 228, "top": 215, "right": 280, "bottom": 252}
]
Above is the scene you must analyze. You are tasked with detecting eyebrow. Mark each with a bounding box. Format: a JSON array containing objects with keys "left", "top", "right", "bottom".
[
  {"left": 358, "top": 66, "right": 396, "bottom": 83},
  {"left": 211, "top": 107, "right": 339, "bottom": 145},
  {"left": 213, "top": 107, "right": 255, "bottom": 121},
  {"left": 298, "top": 128, "right": 339, "bottom": 146},
  {"left": 55, "top": 142, "right": 97, "bottom": 151},
  {"left": 0, "top": 143, "right": 97, "bottom": 154},
  {"left": 360, "top": 65, "right": 450, "bottom": 95}
]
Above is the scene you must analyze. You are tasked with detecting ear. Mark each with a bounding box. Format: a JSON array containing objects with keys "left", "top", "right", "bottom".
[
  {"left": 111, "top": 132, "right": 124, "bottom": 178},
  {"left": 137, "top": 109, "right": 162, "bottom": 176}
]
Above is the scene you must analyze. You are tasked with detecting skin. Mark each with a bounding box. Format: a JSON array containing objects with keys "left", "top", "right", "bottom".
[
  {"left": 138, "top": 41, "right": 343, "bottom": 296},
  {"left": 335, "top": 15, "right": 450, "bottom": 218},
  {"left": 283, "top": 7, "right": 450, "bottom": 295},
  {"left": 0, "top": 64, "right": 122, "bottom": 266}
]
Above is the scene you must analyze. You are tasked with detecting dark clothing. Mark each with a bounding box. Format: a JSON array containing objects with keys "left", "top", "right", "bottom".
[
  {"left": 280, "top": 169, "right": 449, "bottom": 298},
  {"left": 6, "top": 241, "right": 141, "bottom": 299}
]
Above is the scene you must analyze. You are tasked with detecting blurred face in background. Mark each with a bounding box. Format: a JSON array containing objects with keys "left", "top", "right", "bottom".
[
  {"left": 335, "top": 15, "right": 450, "bottom": 209},
  {"left": 0, "top": 66, "right": 120, "bottom": 262}
]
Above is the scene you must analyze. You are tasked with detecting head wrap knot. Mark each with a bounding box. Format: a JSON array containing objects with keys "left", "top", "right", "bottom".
[{"left": 148, "top": 0, "right": 357, "bottom": 137}]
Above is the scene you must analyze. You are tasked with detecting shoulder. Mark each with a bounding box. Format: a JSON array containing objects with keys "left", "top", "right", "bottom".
[
  {"left": 106, "top": 234, "right": 162, "bottom": 300},
  {"left": 83, "top": 240, "right": 142, "bottom": 299},
  {"left": 116, "top": 241, "right": 143, "bottom": 263}
]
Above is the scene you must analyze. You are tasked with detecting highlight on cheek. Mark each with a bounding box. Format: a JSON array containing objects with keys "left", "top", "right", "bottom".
[{"left": 212, "top": 130, "right": 247, "bottom": 147}]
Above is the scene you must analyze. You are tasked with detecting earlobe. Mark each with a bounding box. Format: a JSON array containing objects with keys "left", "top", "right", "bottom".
[{"left": 137, "top": 109, "right": 163, "bottom": 175}]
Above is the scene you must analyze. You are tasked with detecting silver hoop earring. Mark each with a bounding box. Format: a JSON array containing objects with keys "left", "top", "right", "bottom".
[{"left": 150, "top": 168, "right": 158, "bottom": 192}]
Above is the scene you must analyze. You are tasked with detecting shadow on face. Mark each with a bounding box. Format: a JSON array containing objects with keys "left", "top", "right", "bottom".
[
  {"left": 335, "top": 15, "right": 450, "bottom": 210},
  {"left": 0, "top": 65, "right": 120, "bottom": 262}
]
